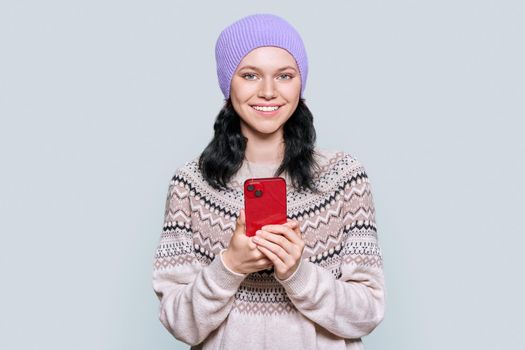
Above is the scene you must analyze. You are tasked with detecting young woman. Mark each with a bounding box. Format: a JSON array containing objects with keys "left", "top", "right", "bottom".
[{"left": 152, "top": 13, "right": 385, "bottom": 350}]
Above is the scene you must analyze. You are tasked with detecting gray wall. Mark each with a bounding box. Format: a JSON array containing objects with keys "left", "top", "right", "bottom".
[{"left": 1, "top": 1, "right": 523, "bottom": 349}]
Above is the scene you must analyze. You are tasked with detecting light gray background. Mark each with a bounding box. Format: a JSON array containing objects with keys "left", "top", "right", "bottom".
[{"left": 1, "top": 1, "right": 523, "bottom": 349}]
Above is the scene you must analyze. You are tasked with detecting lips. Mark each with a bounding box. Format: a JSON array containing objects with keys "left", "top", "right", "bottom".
[
  {"left": 252, "top": 106, "right": 280, "bottom": 111},
  {"left": 251, "top": 105, "right": 281, "bottom": 116}
]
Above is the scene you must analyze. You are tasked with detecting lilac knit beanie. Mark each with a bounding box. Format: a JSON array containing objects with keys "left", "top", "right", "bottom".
[{"left": 215, "top": 13, "right": 308, "bottom": 100}]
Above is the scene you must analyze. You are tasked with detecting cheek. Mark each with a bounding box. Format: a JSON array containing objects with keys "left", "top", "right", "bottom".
[
  {"left": 280, "top": 82, "right": 301, "bottom": 99},
  {"left": 231, "top": 79, "right": 257, "bottom": 99},
  {"left": 230, "top": 92, "right": 251, "bottom": 114}
]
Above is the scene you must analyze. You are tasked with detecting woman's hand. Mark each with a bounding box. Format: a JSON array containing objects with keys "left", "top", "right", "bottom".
[
  {"left": 252, "top": 219, "right": 305, "bottom": 280},
  {"left": 222, "top": 209, "right": 274, "bottom": 274}
]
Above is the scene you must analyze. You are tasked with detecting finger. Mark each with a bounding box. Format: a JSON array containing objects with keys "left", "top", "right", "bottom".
[
  {"left": 253, "top": 236, "right": 293, "bottom": 266},
  {"left": 284, "top": 221, "right": 299, "bottom": 232},
  {"left": 256, "top": 245, "right": 286, "bottom": 270},
  {"left": 249, "top": 238, "right": 270, "bottom": 258},
  {"left": 248, "top": 237, "right": 258, "bottom": 250},
  {"left": 253, "top": 247, "right": 270, "bottom": 260},
  {"left": 256, "top": 257, "right": 273, "bottom": 269},
  {"left": 283, "top": 219, "right": 301, "bottom": 233},
  {"left": 256, "top": 230, "right": 296, "bottom": 256},
  {"left": 260, "top": 224, "right": 302, "bottom": 245},
  {"left": 285, "top": 219, "right": 297, "bottom": 226},
  {"left": 287, "top": 222, "right": 302, "bottom": 238}
]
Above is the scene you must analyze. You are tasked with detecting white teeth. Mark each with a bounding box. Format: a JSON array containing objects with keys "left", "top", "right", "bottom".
[{"left": 252, "top": 105, "right": 280, "bottom": 112}]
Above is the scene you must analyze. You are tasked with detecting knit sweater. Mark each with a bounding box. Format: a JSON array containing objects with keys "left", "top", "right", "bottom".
[{"left": 152, "top": 148, "right": 385, "bottom": 350}]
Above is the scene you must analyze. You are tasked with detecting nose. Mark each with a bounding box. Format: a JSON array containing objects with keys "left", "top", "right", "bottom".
[{"left": 258, "top": 78, "right": 277, "bottom": 99}]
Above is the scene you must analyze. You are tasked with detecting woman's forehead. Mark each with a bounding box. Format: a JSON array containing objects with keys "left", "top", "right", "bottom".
[{"left": 237, "top": 46, "right": 298, "bottom": 71}]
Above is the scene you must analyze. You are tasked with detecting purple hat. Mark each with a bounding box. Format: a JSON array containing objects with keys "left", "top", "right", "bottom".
[{"left": 215, "top": 13, "right": 308, "bottom": 100}]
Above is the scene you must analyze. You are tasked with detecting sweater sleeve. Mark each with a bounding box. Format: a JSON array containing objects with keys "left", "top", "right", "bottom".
[
  {"left": 151, "top": 172, "right": 247, "bottom": 346},
  {"left": 276, "top": 161, "right": 386, "bottom": 339}
]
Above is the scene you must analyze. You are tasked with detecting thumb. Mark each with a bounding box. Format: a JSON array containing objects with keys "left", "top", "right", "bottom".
[
  {"left": 236, "top": 209, "right": 246, "bottom": 232},
  {"left": 239, "top": 208, "right": 246, "bottom": 224}
]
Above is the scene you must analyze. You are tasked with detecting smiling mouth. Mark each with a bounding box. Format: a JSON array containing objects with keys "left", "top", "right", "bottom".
[{"left": 251, "top": 105, "right": 281, "bottom": 112}]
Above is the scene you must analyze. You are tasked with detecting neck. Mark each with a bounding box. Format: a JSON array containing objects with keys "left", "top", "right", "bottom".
[{"left": 242, "top": 131, "right": 285, "bottom": 165}]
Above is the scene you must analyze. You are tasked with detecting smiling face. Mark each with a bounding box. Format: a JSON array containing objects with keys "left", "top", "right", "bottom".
[{"left": 230, "top": 46, "right": 301, "bottom": 140}]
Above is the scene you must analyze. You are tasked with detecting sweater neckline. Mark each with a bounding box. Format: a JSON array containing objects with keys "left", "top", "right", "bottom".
[
  {"left": 230, "top": 159, "right": 288, "bottom": 191},
  {"left": 244, "top": 159, "right": 282, "bottom": 167}
]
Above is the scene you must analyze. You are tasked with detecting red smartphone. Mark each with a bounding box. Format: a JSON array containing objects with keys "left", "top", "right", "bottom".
[{"left": 243, "top": 177, "right": 287, "bottom": 237}]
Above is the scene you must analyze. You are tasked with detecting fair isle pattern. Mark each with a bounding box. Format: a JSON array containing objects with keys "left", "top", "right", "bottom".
[{"left": 153, "top": 149, "right": 383, "bottom": 316}]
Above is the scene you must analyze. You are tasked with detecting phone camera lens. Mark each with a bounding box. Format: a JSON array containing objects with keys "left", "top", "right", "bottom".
[
  {"left": 255, "top": 189, "right": 262, "bottom": 197},
  {"left": 247, "top": 184, "right": 255, "bottom": 191}
]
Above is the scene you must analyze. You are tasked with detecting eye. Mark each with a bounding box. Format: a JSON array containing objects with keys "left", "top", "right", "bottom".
[
  {"left": 278, "top": 73, "right": 293, "bottom": 80},
  {"left": 242, "top": 73, "right": 257, "bottom": 80}
]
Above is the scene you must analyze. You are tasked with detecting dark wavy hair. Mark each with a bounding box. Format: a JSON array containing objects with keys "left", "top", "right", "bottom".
[{"left": 198, "top": 97, "right": 321, "bottom": 194}]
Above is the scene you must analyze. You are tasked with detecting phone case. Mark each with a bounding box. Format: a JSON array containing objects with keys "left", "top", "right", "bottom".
[{"left": 243, "top": 176, "right": 287, "bottom": 237}]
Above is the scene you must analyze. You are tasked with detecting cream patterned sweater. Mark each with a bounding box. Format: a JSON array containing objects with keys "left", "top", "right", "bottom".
[{"left": 152, "top": 148, "right": 386, "bottom": 350}]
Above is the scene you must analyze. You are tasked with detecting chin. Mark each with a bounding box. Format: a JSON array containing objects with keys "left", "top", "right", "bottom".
[
  {"left": 257, "top": 127, "right": 282, "bottom": 135},
  {"left": 244, "top": 122, "right": 283, "bottom": 136}
]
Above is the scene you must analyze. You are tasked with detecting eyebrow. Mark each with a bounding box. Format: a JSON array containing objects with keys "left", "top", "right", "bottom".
[{"left": 238, "top": 65, "right": 297, "bottom": 73}]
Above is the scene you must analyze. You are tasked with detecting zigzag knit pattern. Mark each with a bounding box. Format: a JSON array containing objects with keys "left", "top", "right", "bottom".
[{"left": 153, "top": 149, "right": 383, "bottom": 318}]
